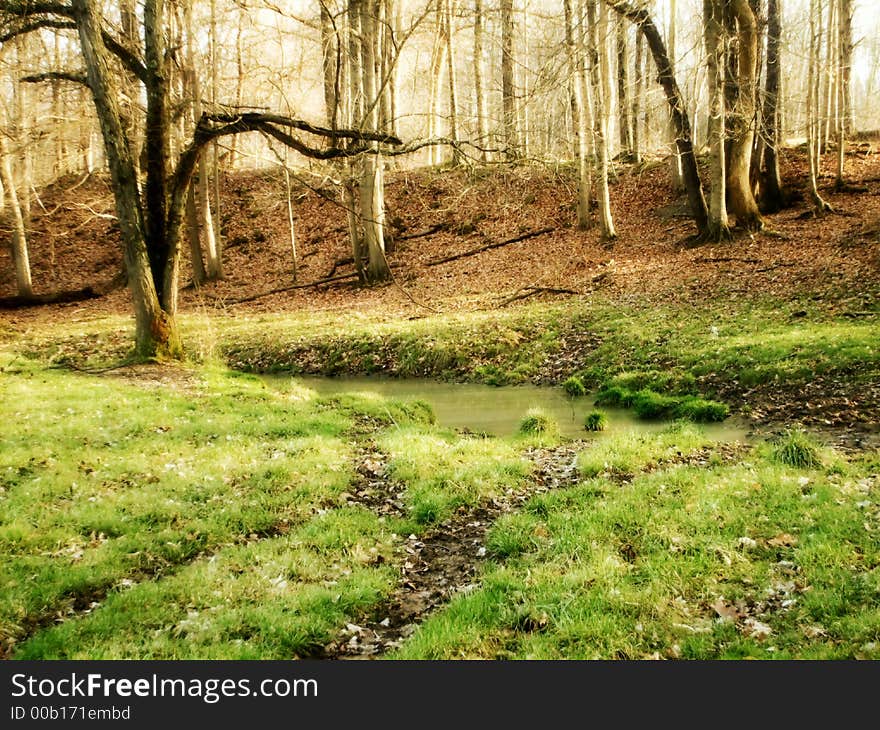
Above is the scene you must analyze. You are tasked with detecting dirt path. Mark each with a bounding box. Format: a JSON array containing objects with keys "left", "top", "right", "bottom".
[{"left": 321, "top": 442, "right": 584, "bottom": 658}]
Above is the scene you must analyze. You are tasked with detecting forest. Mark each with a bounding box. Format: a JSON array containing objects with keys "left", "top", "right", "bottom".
[{"left": 0, "top": 0, "right": 878, "bottom": 662}]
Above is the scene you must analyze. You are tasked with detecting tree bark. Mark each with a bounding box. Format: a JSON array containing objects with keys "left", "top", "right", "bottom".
[
  {"left": 501, "top": 0, "right": 519, "bottom": 158},
  {"left": 807, "top": 0, "right": 831, "bottom": 214},
  {"left": 473, "top": 0, "right": 489, "bottom": 160},
  {"left": 757, "top": 0, "right": 785, "bottom": 212},
  {"left": 0, "top": 135, "right": 33, "bottom": 296},
  {"left": 72, "top": 0, "right": 177, "bottom": 357},
  {"left": 725, "top": 0, "right": 764, "bottom": 231},
  {"left": 444, "top": 0, "right": 462, "bottom": 164},
  {"left": 616, "top": 15, "right": 632, "bottom": 157},
  {"left": 703, "top": 0, "right": 730, "bottom": 240},
  {"left": 564, "top": 0, "right": 593, "bottom": 229},
  {"left": 587, "top": 0, "right": 616, "bottom": 240},
  {"left": 632, "top": 26, "right": 643, "bottom": 164}
]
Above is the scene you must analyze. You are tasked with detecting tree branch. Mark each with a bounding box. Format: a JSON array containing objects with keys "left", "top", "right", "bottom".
[
  {"left": 21, "top": 70, "right": 88, "bottom": 86},
  {"left": 203, "top": 112, "right": 403, "bottom": 145},
  {"left": 0, "top": 13, "right": 147, "bottom": 83}
]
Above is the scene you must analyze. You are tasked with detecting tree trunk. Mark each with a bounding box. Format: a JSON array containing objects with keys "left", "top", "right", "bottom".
[
  {"left": 427, "top": 1, "right": 447, "bottom": 166},
  {"left": 564, "top": 0, "right": 593, "bottom": 229},
  {"left": 587, "top": 0, "right": 616, "bottom": 240},
  {"left": 666, "top": 0, "right": 683, "bottom": 192},
  {"left": 604, "top": 0, "right": 708, "bottom": 235},
  {"left": 632, "top": 27, "right": 643, "bottom": 163},
  {"left": 444, "top": 0, "right": 462, "bottom": 164},
  {"left": 185, "top": 185, "right": 207, "bottom": 286},
  {"left": 616, "top": 15, "right": 632, "bottom": 158},
  {"left": 838, "top": 0, "right": 852, "bottom": 135},
  {"left": 473, "top": 0, "right": 490, "bottom": 160},
  {"left": 72, "top": 0, "right": 180, "bottom": 358},
  {"left": 725, "top": 0, "right": 764, "bottom": 231},
  {"left": 184, "top": 0, "right": 222, "bottom": 280},
  {"left": 0, "top": 136, "right": 33, "bottom": 297},
  {"left": 359, "top": 0, "right": 391, "bottom": 282},
  {"left": 320, "top": 0, "right": 340, "bottom": 129},
  {"left": 807, "top": 0, "right": 831, "bottom": 214},
  {"left": 758, "top": 0, "right": 784, "bottom": 212},
  {"left": 703, "top": 0, "right": 729, "bottom": 241},
  {"left": 501, "top": 0, "right": 519, "bottom": 158},
  {"left": 834, "top": 0, "right": 848, "bottom": 188}
]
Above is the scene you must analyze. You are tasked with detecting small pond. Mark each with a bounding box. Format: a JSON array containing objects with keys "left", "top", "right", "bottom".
[{"left": 267, "top": 374, "right": 751, "bottom": 442}]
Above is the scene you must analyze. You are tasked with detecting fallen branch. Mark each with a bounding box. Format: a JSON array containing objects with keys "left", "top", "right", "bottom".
[
  {"left": 499, "top": 285, "right": 582, "bottom": 306},
  {"left": 397, "top": 223, "right": 446, "bottom": 241},
  {"left": 0, "top": 286, "right": 100, "bottom": 309},
  {"left": 694, "top": 257, "right": 760, "bottom": 264},
  {"left": 755, "top": 262, "right": 798, "bottom": 273},
  {"left": 326, "top": 256, "right": 354, "bottom": 278},
  {"left": 425, "top": 227, "right": 555, "bottom": 267},
  {"left": 218, "top": 273, "right": 361, "bottom": 305}
]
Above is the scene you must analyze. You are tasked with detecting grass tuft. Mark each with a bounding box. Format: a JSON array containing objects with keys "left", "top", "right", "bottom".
[
  {"left": 518, "top": 408, "right": 560, "bottom": 437},
  {"left": 772, "top": 429, "right": 823, "bottom": 468},
  {"left": 562, "top": 376, "right": 587, "bottom": 397},
  {"left": 583, "top": 410, "right": 609, "bottom": 432}
]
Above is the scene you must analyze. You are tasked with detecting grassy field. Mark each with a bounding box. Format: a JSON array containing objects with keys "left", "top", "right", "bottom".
[{"left": 1, "top": 295, "right": 878, "bottom": 659}]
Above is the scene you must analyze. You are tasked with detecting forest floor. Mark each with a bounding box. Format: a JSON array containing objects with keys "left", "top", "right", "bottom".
[{"left": 1, "top": 147, "right": 879, "bottom": 660}]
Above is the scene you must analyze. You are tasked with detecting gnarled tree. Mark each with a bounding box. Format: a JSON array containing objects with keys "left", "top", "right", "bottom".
[{"left": 0, "top": 0, "right": 399, "bottom": 357}]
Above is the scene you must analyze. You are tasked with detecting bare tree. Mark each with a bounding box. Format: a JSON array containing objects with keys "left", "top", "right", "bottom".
[
  {"left": 501, "top": 0, "right": 519, "bottom": 157},
  {"left": 0, "top": 0, "right": 399, "bottom": 356},
  {"left": 587, "top": 0, "right": 616, "bottom": 240},
  {"left": 703, "top": 0, "right": 729, "bottom": 241},
  {"left": 0, "top": 133, "right": 31, "bottom": 296},
  {"left": 725, "top": 0, "right": 764, "bottom": 231},
  {"left": 605, "top": 0, "right": 709, "bottom": 236}
]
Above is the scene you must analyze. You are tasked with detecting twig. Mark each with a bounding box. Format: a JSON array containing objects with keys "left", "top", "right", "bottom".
[{"left": 425, "top": 227, "right": 555, "bottom": 267}]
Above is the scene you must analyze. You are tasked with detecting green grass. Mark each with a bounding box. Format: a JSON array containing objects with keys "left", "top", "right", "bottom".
[
  {"left": 584, "top": 410, "right": 609, "bottom": 432},
  {"left": 392, "top": 443, "right": 880, "bottom": 659},
  {"left": 0, "top": 360, "right": 431, "bottom": 657},
  {"left": 562, "top": 376, "right": 587, "bottom": 397},
  {"left": 1, "top": 289, "right": 877, "bottom": 660},
  {"left": 379, "top": 426, "right": 531, "bottom": 524},
  {"left": 770, "top": 430, "right": 824, "bottom": 468},
  {"left": 577, "top": 421, "right": 716, "bottom": 478},
  {"left": 13, "top": 294, "right": 877, "bottom": 402}
]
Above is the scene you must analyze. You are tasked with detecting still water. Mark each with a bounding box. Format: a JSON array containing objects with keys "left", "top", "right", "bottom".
[{"left": 269, "top": 374, "right": 750, "bottom": 441}]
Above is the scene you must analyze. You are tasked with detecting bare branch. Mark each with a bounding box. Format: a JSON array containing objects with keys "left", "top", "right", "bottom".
[
  {"left": 203, "top": 112, "right": 403, "bottom": 145},
  {"left": 21, "top": 70, "right": 87, "bottom": 85},
  {"left": 0, "top": 11, "right": 147, "bottom": 83}
]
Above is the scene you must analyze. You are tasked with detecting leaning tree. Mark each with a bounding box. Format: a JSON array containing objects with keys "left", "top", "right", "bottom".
[{"left": 0, "top": 0, "right": 400, "bottom": 358}]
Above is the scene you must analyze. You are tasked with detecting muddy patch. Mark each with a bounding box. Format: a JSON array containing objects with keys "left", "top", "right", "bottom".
[{"left": 322, "top": 444, "right": 583, "bottom": 658}]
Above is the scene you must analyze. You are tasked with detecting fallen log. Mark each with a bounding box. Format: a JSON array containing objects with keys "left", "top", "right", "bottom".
[
  {"left": 425, "top": 227, "right": 555, "bottom": 267},
  {"left": 0, "top": 286, "right": 100, "bottom": 309}
]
